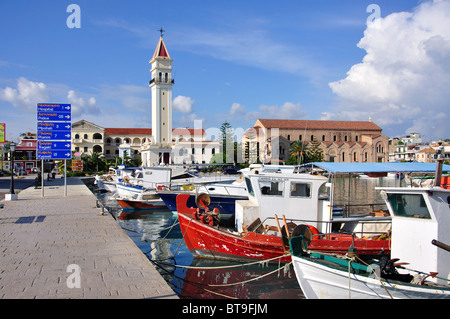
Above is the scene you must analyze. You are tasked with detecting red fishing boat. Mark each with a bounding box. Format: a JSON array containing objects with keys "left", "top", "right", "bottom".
[
  {"left": 176, "top": 194, "right": 291, "bottom": 263},
  {"left": 177, "top": 193, "right": 390, "bottom": 264},
  {"left": 290, "top": 224, "right": 390, "bottom": 256},
  {"left": 116, "top": 191, "right": 167, "bottom": 212}
]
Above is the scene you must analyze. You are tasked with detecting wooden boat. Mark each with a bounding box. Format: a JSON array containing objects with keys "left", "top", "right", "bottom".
[
  {"left": 176, "top": 164, "right": 394, "bottom": 263},
  {"left": 116, "top": 195, "right": 166, "bottom": 212},
  {"left": 294, "top": 223, "right": 391, "bottom": 256},
  {"left": 158, "top": 180, "right": 248, "bottom": 226},
  {"left": 291, "top": 158, "right": 450, "bottom": 299},
  {"left": 176, "top": 193, "right": 291, "bottom": 263}
]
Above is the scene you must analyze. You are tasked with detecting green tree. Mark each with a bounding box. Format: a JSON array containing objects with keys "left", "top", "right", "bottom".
[
  {"left": 219, "top": 121, "right": 234, "bottom": 164},
  {"left": 305, "top": 138, "right": 324, "bottom": 163}
]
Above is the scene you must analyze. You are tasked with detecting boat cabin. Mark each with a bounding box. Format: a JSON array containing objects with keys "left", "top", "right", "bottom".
[
  {"left": 236, "top": 168, "right": 331, "bottom": 233},
  {"left": 377, "top": 186, "right": 450, "bottom": 285}
]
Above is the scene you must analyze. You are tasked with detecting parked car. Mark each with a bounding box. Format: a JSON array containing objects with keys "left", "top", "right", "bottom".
[{"left": 223, "top": 167, "right": 240, "bottom": 175}]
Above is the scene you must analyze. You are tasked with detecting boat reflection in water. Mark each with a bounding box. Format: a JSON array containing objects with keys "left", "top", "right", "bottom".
[
  {"left": 100, "top": 193, "right": 302, "bottom": 299},
  {"left": 175, "top": 259, "right": 303, "bottom": 299}
]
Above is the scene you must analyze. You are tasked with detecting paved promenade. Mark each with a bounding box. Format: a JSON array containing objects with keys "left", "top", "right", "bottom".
[{"left": 0, "top": 176, "right": 178, "bottom": 299}]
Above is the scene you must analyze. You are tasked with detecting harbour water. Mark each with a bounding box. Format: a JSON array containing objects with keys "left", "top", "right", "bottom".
[{"left": 95, "top": 174, "right": 400, "bottom": 299}]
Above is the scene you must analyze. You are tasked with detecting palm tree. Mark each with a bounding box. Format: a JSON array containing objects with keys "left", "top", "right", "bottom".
[{"left": 289, "top": 140, "right": 306, "bottom": 165}]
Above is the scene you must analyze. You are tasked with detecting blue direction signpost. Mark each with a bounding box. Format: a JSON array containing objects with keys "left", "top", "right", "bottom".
[
  {"left": 37, "top": 104, "right": 72, "bottom": 160},
  {"left": 37, "top": 103, "right": 72, "bottom": 197}
]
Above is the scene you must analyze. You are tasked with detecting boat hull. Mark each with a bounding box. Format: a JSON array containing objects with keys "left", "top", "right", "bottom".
[
  {"left": 159, "top": 192, "right": 246, "bottom": 226},
  {"left": 116, "top": 198, "right": 166, "bottom": 212},
  {"left": 116, "top": 182, "right": 145, "bottom": 198},
  {"left": 307, "top": 233, "right": 390, "bottom": 256},
  {"left": 291, "top": 254, "right": 450, "bottom": 299},
  {"left": 176, "top": 194, "right": 290, "bottom": 263}
]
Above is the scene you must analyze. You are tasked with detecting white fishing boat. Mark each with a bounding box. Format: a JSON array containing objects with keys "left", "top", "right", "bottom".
[{"left": 291, "top": 158, "right": 450, "bottom": 299}]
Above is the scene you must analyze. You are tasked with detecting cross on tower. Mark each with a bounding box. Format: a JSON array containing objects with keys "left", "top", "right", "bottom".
[{"left": 158, "top": 27, "right": 165, "bottom": 37}]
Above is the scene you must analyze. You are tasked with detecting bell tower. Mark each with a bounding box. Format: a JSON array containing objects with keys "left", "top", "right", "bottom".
[{"left": 149, "top": 30, "right": 174, "bottom": 147}]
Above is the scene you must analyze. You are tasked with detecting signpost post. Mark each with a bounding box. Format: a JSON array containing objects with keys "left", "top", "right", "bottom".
[{"left": 37, "top": 103, "right": 72, "bottom": 197}]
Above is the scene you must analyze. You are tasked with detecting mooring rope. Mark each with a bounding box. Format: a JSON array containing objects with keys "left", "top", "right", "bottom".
[
  {"left": 354, "top": 256, "right": 393, "bottom": 299},
  {"left": 120, "top": 220, "right": 179, "bottom": 235},
  {"left": 155, "top": 253, "right": 291, "bottom": 270},
  {"left": 208, "top": 262, "right": 292, "bottom": 287}
]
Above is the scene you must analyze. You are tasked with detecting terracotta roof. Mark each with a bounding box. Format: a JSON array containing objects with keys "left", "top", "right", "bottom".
[
  {"left": 256, "top": 119, "right": 382, "bottom": 131},
  {"left": 418, "top": 148, "right": 436, "bottom": 153},
  {"left": 105, "top": 128, "right": 152, "bottom": 135},
  {"left": 151, "top": 36, "right": 171, "bottom": 60},
  {"left": 104, "top": 128, "right": 205, "bottom": 136}
]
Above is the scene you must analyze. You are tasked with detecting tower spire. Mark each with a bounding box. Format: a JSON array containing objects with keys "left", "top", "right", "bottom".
[{"left": 150, "top": 30, "right": 171, "bottom": 61}]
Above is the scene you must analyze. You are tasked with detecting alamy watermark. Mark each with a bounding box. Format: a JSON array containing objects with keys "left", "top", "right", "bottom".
[
  {"left": 66, "top": 264, "right": 81, "bottom": 288},
  {"left": 367, "top": 4, "right": 381, "bottom": 25},
  {"left": 66, "top": 4, "right": 81, "bottom": 29}
]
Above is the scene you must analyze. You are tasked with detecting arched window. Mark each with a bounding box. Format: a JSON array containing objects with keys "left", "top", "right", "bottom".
[
  {"left": 165, "top": 73, "right": 168, "bottom": 82},
  {"left": 75, "top": 134, "right": 80, "bottom": 139},
  {"left": 93, "top": 133, "right": 102, "bottom": 140},
  {"left": 93, "top": 145, "right": 102, "bottom": 153},
  {"left": 83, "top": 134, "right": 88, "bottom": 139},
  {"left": 159, "top": 72, "right": 162, "bottom": 82}
]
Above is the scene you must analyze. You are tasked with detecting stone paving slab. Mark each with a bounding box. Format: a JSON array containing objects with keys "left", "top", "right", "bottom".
[{"left": 0, "top": 177, "right": 178, "bottom": 299}]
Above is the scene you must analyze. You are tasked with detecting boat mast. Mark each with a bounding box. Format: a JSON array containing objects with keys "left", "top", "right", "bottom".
[{"left": 433, "top": 139, "right": 444, "bottom": 187}]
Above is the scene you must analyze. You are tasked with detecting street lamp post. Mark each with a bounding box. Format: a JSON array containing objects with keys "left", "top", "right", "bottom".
[{"left": 9, "top": 141, "right": 16, "bottom": 195}]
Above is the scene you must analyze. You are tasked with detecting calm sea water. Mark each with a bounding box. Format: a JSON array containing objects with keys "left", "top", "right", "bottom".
[{"left": 96, "top": 175, "right": 399, "bottom": 299}]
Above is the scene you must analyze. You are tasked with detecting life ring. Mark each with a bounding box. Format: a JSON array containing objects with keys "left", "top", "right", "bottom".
[
  {"left": 196, "top": 193, "right": 211, "bottom": 209},
  {"left": 157, "top": 185, "right": 169, "bottom": 191},
  {"left": 291, "top": 224, "right": 320, "bottom": 250},
  {"left": 123, "top": 176, "right": 130, "bottom": 183}
]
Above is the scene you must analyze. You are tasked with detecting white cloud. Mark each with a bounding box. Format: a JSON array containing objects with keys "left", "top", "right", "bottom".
[
  {"left": 67, "top": 90, "right": 99, "bottom": 117},
  {"left": 0, "top": 77, "right": 49, "bottom": 111},
  {"left": 229, "top": 101, "right": 307, "bottom": 124},
  {"left": 173, "top": 95, "right": 195, "bottom": 113},
  {"left": 327, "top": 0, "right": 450, "bottom": 139},
  {"left": 229, "top": 102, "right": 245, "bottom": 116}
]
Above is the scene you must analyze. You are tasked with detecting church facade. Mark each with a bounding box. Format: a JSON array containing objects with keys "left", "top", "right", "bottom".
[{"left": 243, "top": 118, "right": 389, "bottom": 163}]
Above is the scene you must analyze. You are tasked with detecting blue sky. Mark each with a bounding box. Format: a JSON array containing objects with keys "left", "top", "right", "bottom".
[{"left": 1, "top": 0, "right": 450, "bottom": 142}]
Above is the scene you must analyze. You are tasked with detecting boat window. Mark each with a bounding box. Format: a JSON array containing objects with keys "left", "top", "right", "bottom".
[
  {"left": 387, "top": 193, "right": 431, "bottom": 219},
  {"left": 290, "top": 182, "right": 311, "bottom": 198},
  {"left": 245, "top": 177, "right": 254, "bottom": 196},
  {"left": 318, "top": 182, "right": 330, "bottom": 200},
  {"left": 259, "top": 180, "right": 284, "bottom": 196}
]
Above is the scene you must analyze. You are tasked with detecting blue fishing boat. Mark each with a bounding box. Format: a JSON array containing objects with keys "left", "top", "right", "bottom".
[{"left": 158, "top": 181, "right": 248, "bottom": 226}]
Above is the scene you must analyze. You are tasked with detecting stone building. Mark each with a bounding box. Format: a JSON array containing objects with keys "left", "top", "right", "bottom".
[
  {"left": 242, "top": 118, "right": 389, "bottom": 163},
  {"left": 71, "top": 120, "right": 219, "bottom": 164}
]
